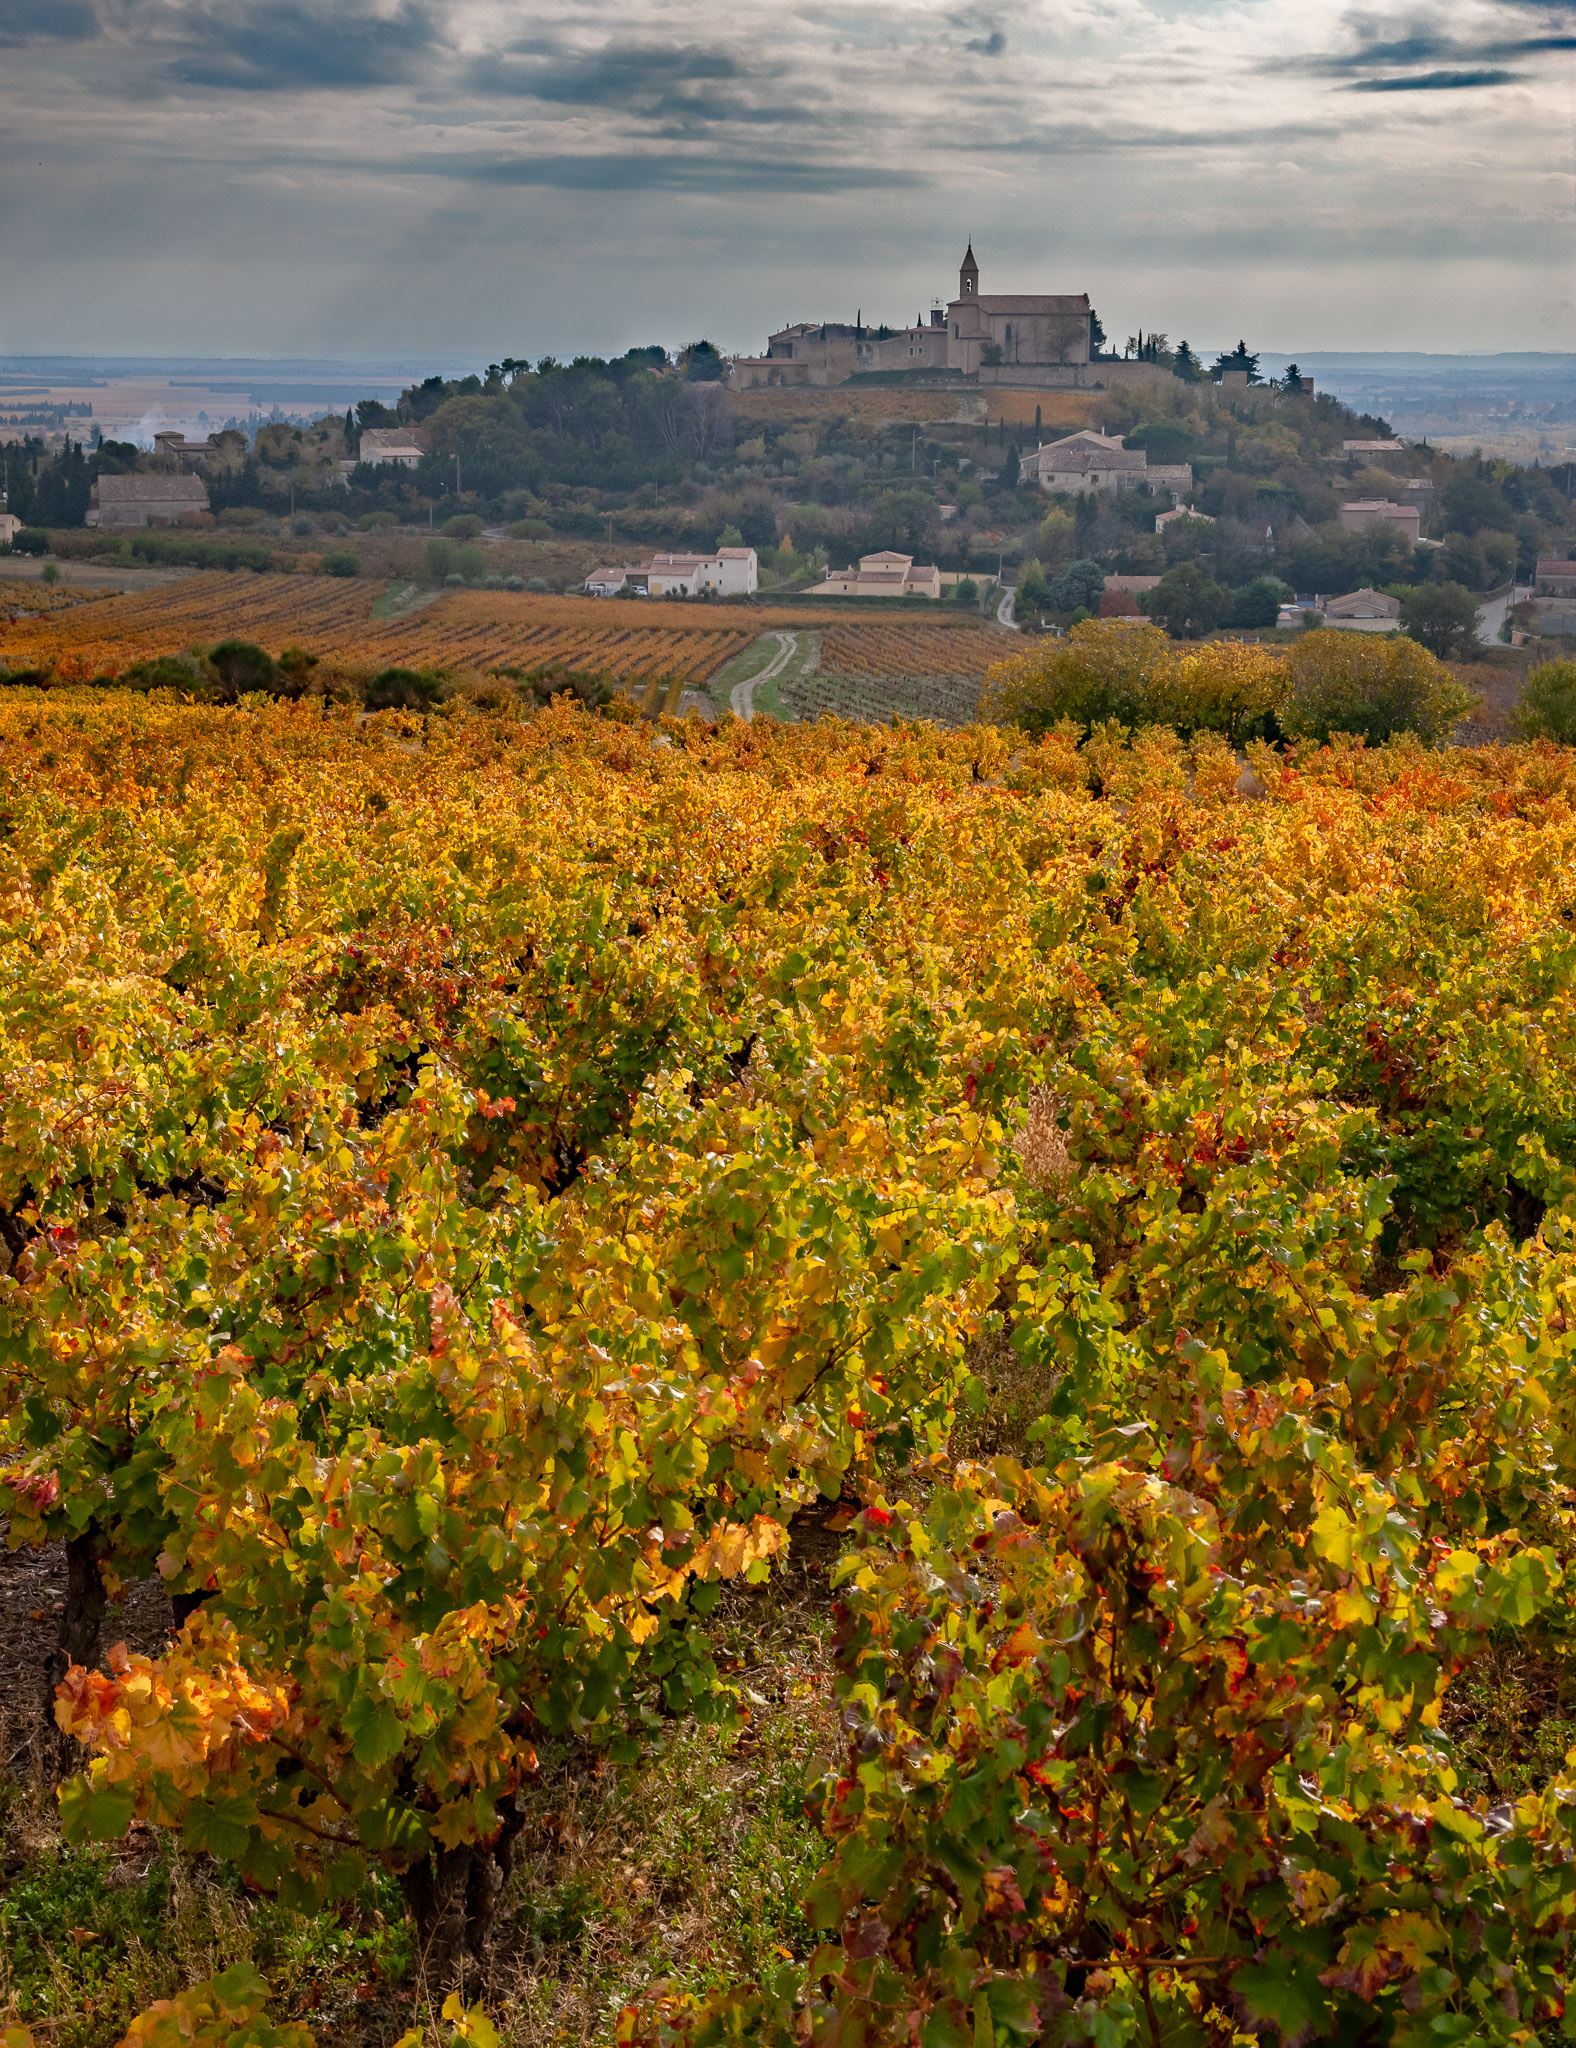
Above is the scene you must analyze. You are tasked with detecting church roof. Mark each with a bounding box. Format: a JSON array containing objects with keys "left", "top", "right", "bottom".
[{"left": 952, "top": 294, "right": 1092, "bottom": 315}]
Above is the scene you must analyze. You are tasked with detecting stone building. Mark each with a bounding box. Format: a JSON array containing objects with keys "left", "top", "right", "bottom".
[
  {"left": 732, "top": 246, "right": 1092, "bottom": 390},
  {"left": 1338, "top": 500, "right": 1421, "bottom": 544},
  {"left": 86, "top": 474, "right": 209, "bottom": 529},
  {"left": 1019, "top": 429, "right": 1192, "bottom": 503},
  {"left": 1535, "top": 558, "right": 1576, "bottom": 598}
]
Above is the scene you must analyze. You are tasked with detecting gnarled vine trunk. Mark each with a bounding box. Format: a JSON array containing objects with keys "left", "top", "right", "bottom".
[
  {"left": 399, "top": 1797, "right": 527, "bottom": 1989},
  {"left": 43, "top": 1532, "right": 106, "bottom": 1771}
]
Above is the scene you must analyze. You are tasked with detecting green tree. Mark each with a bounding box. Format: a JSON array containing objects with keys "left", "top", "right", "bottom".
[
  {"left": 1230, "top": 575, "right": 1289, "bottom": 628},
  {"left": 1173, "top": 340, "right": 1203, "bottom": 382},
  {"left": 1399, "top": 580, "right": 1480, "bottom": 658},
  {"left": 1147, "top": 559, "right": 1231, "bottom": 638},
  {"left": 681, "top": 341, "right": 726, "bottom": 383},
  {"left": 952, "top": 576, "right": 980, "bottom": 608},
  {"left": 1047, "top": 557, "right": 1105, "bottom": 614},
  {"left": 1015, "top": 560, "right": 1051, "bottom": 612},
  {"left": 1513, "top": 659, "right": 1576, "bottom": 743},
  {"left": 1212, "top": 341, "right": 1261, "bottom": 384}
]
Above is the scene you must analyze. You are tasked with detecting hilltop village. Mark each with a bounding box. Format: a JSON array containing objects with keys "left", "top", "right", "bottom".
[{"left": 3, "top": 249, "right": 1573, "bottom": 649}]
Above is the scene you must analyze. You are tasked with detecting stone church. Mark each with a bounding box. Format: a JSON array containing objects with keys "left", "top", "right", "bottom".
[{"left": 731, "top": 246, "right": 1095, "bottom": 389}]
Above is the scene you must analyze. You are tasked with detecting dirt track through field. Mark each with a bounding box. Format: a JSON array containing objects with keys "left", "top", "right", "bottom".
[{"left": 730, "top": 631, "right": 799, "bottom": 719}]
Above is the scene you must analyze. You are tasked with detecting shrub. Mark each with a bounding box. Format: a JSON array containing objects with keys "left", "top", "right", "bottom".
[
  {"left": 12, "top": 526, "right": 49, "bottom": 555},
  {"left": 319, "top": 551, "right": 360, "bottom": 578},
  {"left": 982, "top": 618, "right": 1284, "bottom": 743},
  {"left": 441, "top": 514, "right": 485, "bottom": 539},
  {"left": 275, "top": 647, "right": 321, "bottom": 699},
  {"left": 1513, "top": 658, "right": 1576, "bottom": 744},
  {"left": 1283, "top": 630, "right": 1476, "bottom": 746},
  {"left": 454, "top": 544, "right": 487, "bottom": 581},
  {"left": 357, "top": 511, "right": 399, "bottom": 531},
  {"left": 39, "top": 561, "right": 60, "bottom": 586},
  {"left": 123, "top": 653, "right": 207, "bottom": 693},
  {"left": 425, "top": 538, "right": 455, "bottom": 581},
  {"left": 206, "top": 639, "right": 276, "bottom": 701},
  {"left": 508, "top": 518, "right": 552, "bottom": 540},
  {"left": 952, "top": 576, "right": 979, "bottom": 608},
  {"left": 364, "top": 666, "right": 441, "bottom": 710},
  {"left": 218, "top": 506, "right": 269, "bottom": 530}
]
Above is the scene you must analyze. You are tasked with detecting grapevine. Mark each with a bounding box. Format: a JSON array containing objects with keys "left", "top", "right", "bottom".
[{"left": 5, "top": 688, "right": 1576, "bottom": 2041}]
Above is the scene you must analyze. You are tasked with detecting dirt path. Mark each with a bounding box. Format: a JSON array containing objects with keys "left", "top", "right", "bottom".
[{"left": 730, "top": 630, "right": 799, "bottom": 720}]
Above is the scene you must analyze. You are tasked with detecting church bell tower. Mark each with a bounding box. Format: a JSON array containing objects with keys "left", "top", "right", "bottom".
[{"left": 959, "top": 242, "right": 979, "bottom": 298}]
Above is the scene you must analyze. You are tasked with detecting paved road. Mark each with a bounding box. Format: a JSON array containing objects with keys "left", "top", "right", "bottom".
[
  {"left": 731, "top": 630, "right": 798, "bottom": 720},
  {"left": 997, "top": 584, "right": 1019, "bottom": 631},
  {"left": 1477, "top": 583, "right": 1521, "bottom": 642}
]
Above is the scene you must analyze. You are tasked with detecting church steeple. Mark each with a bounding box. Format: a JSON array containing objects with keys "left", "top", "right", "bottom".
[{"left": 959, "top": 241, "right": 979, "bottom": 298}]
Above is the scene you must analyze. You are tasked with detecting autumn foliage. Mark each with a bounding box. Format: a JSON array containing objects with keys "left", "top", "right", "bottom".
[{"left": 4, "top": 689, "right": 1576, "bottom": 2042}]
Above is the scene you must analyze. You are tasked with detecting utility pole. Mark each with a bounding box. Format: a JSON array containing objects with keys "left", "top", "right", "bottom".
[{"left": 455, "top": 453, "right": 462, "bottom": 499}]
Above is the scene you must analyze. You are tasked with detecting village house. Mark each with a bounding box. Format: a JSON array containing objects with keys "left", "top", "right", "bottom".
[
  {"left": 0, "top": 513, "right": 22, "bottom": 547},
  {"left": 153, "top": 431, "right": 225, "bottom": 468},
  {"left": 1019, "top": 429, "right": 1193, "bottom": 503},
  {"left": 1338, "top": 500, "right": 1421, "bottom": 543},
  {"left": 356, "top": 428, "right": 429, "bottom": 469},
  {"left": 1535, "top": 558, "right": 1576, "bottom": 598},
  {"left": 1341, "top": 439, "right": 1408, "bottom": 470},
  {"left": 584, "top": 549, "right": 758, "bottom": 599},
  {"left": 1324, "top": 587, "right": 1402, "bottom": 630},
  {"left": 809, "top": 551, "right": 944, "bottom": 599},
  {"left": 86, "top": 473, "right": 209, "bottom": 529}
]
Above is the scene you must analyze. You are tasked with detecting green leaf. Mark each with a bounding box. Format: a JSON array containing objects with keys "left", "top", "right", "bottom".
[
  {"left": 1232, "top": 1958, "right": 1326, "bottom": 2043},
  {"left": 343, "top": 1693, "right": 407, "bottom": 1769},
  {"left": 183, "top": 1798, "right": 256, "bottom": 1862},
  {"left": 57, "top": 1772, "right": 135, "bottom": 1844}
]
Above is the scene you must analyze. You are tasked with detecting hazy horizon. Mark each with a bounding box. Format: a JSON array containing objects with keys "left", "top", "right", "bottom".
[{"left": 2, "top": 0, "right": 1573, "bottom": 360}]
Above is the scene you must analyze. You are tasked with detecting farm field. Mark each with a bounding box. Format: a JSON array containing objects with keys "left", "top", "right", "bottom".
[
  {"left": 7, "top": 692, "right": 1576, "bottom": 2046},
  {"left": 0, "top": 574, "right": 1005, "bottom": 691},
  {"left": 821, "top": 617, "right": 1000, "bottom": 679},
  {"left": 777, "top": 666, "right": 981, "bottom": 725}
]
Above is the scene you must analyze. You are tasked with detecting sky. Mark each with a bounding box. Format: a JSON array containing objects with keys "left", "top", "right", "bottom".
[{"left": 1, "top": 0, "right": 1573, "bottom": 361}]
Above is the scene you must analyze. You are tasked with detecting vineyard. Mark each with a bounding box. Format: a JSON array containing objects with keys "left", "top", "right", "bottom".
[
  {"left": 0, "top": 580, "right": 118, "bottom": 622},
  {"left": 7, "top": 691, "right": 1576, "bottom": 2045},
  {"left": 820, "top": 618, "right": 998, "bottom": 680},
  {"left": 0, "top": 574, "right": 1002, "bottom": 693},
  {"left": 775, "top": 667, "right": 982, "bottom": 727}
]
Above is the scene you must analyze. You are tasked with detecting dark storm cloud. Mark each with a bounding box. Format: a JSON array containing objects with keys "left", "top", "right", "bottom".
[
  {"left": 164, "top": 0, "right": 444, "bottom": 90},
  {"left": 0, "top": 0, "right": 99, "bottom": 43},
  {"left": 965, "top": 29, "right": 1006, "bottom": 54},
  {"left": 468, "top": 41, "right": 813, "bottom": 127},
  {"left": 1267, "top": 7, "right": 1574, "bottom": 79},
  {"left": 426, "top": 149, "right": 913, "bottom": 193},
  {"left": 1347, "top": 65, "right": 1527, "bottom": 88}
]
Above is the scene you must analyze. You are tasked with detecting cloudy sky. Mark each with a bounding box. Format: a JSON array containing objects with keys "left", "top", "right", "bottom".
[{"left": 2, "top": 0, "right": 1572, "bottom": 360}]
